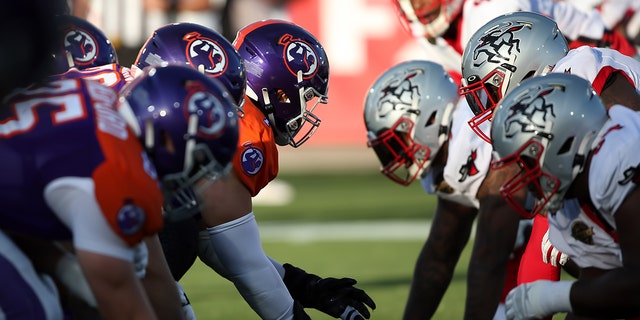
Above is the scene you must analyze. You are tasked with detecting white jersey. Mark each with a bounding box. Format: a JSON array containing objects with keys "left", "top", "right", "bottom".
[
  {"left": 420, "top": 101, "right": 480, "bottom": 208},
  {"left": 415, "top": 0, "right": 609, "bottom": 84},
  {"left": 548, "top": 105, "right": 640, "bottom": 269},
  {"left": 460, "top": 0, "right": 607, "bottom": 50},
  {"left": 440, "top": 99, "right": 491, "bottom": 209},
  {"left": 552, "top": 46, "right": 640, "bottom": 94}
]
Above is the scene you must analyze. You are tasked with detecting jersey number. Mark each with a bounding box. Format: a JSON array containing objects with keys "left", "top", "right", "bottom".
[{"left": 0, "top": 81, "right": 87, "bottom": 137}]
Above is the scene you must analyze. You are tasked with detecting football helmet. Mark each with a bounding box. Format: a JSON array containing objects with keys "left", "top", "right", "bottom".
[
  {"left": 490, "top": 73, "right": 607, "bottom": 218},
  {"left": 233, "top": 19, "right": 330, "bottom": 147},
  {"left": 134, "top": 22, "right": 247, "bottom": 109},
  {"left": 118, "top": 65, "right": 239, "bottom": 221},
  {"left": 459, "top": 11, "right": 569, "bottom": 143},
  {"left": 364, "top": 60, "right": 457, "bottom": 186},
  {"left": 53, "top": 15, "right": 118, "bottom": 74},
  {"left": 393, "top": 0, "right": 464, "bottom": 40}
]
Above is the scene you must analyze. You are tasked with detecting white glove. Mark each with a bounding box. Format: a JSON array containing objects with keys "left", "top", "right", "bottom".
[
  {"left": 505, "top": 280, "right": 573, "bottom": 320},
  {"left": 541, "top": 230, "right": 568, "bottom": 267},
  {"left": 132, "top": 241, "right": 149, "bottom": 279}
]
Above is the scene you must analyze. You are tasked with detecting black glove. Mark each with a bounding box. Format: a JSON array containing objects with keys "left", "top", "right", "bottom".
[
  {"left": 283, "top": 263, "right": 376, "bottom": 319},
  {"left": 293, "top": 300, "right": 311, "bottom": 320}
]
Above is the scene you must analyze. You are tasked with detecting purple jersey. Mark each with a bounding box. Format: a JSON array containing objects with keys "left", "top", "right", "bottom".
[{"left": 0, "top": 78, "right": 163, "bottom": 245}]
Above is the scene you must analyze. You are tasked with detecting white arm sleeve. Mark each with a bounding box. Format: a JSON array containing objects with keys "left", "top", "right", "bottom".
[
  {"left": 206, "top": 212, "right": 294, "bottom": 320},
  {"left": 44, "top": 177, "right": 134, "bottom": 261}
]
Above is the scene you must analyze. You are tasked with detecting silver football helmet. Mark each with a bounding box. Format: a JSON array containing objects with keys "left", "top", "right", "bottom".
[
  {"left": 490, "top": 73, "right": 607, "bottom": 218},
  {"left": 364, "top": 60, "right": 458, "bottom": 185},
  {"left": 459, "top": 11, "right": 569, "bottom": 142}
]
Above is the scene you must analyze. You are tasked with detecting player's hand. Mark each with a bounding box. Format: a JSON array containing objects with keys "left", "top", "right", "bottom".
[
  {"left": 293, "top": 300, "right": 311, "bottom": 320},
  {"left": 505, "top": 280, "right": 573, "bottom": 320},
  {"left": 283, "top": 263, "right": 376, "bottom": 319},
  {"left": 541, "top": 230, "right": 568, "bottom": 267}
]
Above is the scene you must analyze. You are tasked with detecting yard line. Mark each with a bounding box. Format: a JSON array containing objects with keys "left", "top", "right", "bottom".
[{"left": 259, "top": 219, "right": 433, "bottom": 242}]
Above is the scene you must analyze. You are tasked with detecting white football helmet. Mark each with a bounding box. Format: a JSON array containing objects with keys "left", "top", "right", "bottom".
[
  {"left": 364, "top": 60, "right": 458, "bottom": 185},
  {"left": 459, "top": 11, "right": 569, "bottom": 142},
  {"left": 490, "top": 73, "right": 607, "bottom": 218},
  {"left": 394, "top": 0, "right": 464, "bottom": 40}
]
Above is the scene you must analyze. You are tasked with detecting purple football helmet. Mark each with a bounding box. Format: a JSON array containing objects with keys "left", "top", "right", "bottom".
[
  {"left": 233, "top": 19, "right": 330, "bottom": 147},
  {"left": 135, "top": 22, "right": 247, "bottom": 108},
  {"left": 118, "top": 65, "right": 239, "bottom": 221},
  {"left": 53, "top": 15, "right": 118, "bottom": 74}
]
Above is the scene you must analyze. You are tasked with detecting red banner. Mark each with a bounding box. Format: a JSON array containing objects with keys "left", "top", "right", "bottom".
[{"left": 287, "top": 0, "right": 424, "bottom": 146}]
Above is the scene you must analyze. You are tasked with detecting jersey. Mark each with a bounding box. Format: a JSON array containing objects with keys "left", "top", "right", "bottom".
[
  {"left": 552, "top": 46, "right": 640, "bottom": 94},
  {"left": 50, "top": 63, "right": 133, "bottom": 92},
  {"left": 441, "top": 100, "right": 490, "bottom": 209},
  {"left": 420, "top": 0, "right": 610, "bottom": 84},
  {"left": 0, "top": 78, "right": 163, "bottom": 256},
  {"left": 548, "top": 106, "right": 640, "bottom": 269},
  {"left": 232, "top": 96, "right": 279, "bottom": 197}
]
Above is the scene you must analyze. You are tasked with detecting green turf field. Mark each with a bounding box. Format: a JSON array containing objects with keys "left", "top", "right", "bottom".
[{"left": 180, "top": 172, "right": 569, "bottom": 319}]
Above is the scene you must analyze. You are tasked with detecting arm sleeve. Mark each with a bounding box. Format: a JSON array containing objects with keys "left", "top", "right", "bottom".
[{"left": 206, "top": 212, "right": 294, "bottom": 320}]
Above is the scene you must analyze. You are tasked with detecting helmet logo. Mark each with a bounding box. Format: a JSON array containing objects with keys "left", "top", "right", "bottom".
[
  {"left": 185, "top": 82, "right": 227, "bottom": 138},
  {"left": 240, "top": 142, "right": 264, "bottom": 175},
  {"left": 183, "top": 32, "right": 228, "bottom": 76},
  {"left": 377, "top": 70, "right": 420, "bottom": 119},
  {"left": 63, "top": 27, "right": 98, "bottom": 66},
  {"left": 279, "top": 34, "right": 318, "bottom": 79},
  {"left": 503, "top": 84, "right": 556, "bottom": 138},
  {"left": 472, "top": 21, "right": 528, "bottom": 67}
]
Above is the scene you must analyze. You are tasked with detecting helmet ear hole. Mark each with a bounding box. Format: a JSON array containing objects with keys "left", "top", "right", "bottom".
[
  {"left": 426, "top": 110, "right": 437, "bottom": 127},
  {"left": 160, "top": 130, "right": 176, "bottom": 154},
  {"left": 557, "top": 136, "right": 574, "bottom": 155}
]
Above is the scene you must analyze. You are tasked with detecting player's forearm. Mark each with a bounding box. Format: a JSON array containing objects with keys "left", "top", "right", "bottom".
[
  {"left": 404, "top": 198, "right": 476, "bottom": 319},
  {"left": 464, "top": 200, "right": 520, "bottom": 319},
  {"left": 571, "top": 267, "right": 640, "bottom": 318},
  {"left": 206, "top": 212, "right": 294, "bottom": 320}
]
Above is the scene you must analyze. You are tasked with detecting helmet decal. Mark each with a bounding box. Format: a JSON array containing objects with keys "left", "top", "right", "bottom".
[
  {"left": 183, "top": 32, "right": 228, "bottom": 76},
  {"left": 279, "top": 34, "right": 318, "bottom": 79},
  {"left": 63, "top": 27, "right": 99, "bottom": 66},
  {"left": 240, "top": 143, "right": 264, "bottom": 175},
  {"left": 184, "top": 82, "right": 227, "bottom": 138},
  {"left": 503, "top": 85, "right": 556, "bottom": 138},
  {"left": 377, "top": 70, "right": 420, "bottom": 119},
  {"left": 472, "top": 21, "right": 528, "bottom": 67}
]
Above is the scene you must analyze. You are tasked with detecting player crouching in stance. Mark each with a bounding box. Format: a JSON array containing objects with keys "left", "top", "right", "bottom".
[{"left": 491, "top": 73, "right": 640, "bottom": 319}]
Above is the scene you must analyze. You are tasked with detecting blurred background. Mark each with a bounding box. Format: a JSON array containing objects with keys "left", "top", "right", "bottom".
[{"left": 70, "top": 0, "right": 430, "bottom": 170}]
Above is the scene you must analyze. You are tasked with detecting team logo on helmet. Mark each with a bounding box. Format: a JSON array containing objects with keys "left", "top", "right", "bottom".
[
  {"left": 63, "top": 27, "right": 99, "bottom": 67},
  {"left": 472, "top": 21, "right": 528, "bottom": 68},
  {"left": 377, "top": 70, "right": 421, "bottom": 119},
  {"left": 183, "top": 32, "right": 228, "bottom": 76},
  {"left": 279, "top": 34, "right": 319, "bottom": 79},
  {"left": 241, "top": 142, "right": 264, "bottom": 175},
  {"left": 184, "top": 82, "right": 227, "bottom": 139},
  {"left": 503, "top": 84, "right": 557, "bottom": 139},
  {"left": 117, "top": 200, "right": 146, "bottom": 235}
]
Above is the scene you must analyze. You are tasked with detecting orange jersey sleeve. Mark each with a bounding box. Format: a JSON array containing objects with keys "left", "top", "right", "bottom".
[
  {"left": 89, "top": 82, "right": 164, "bottom": 246},
  {"left": 233, "top": 98, "right": 279, "bottom": 197}
]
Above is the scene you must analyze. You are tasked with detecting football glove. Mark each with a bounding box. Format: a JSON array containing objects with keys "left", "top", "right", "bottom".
[
  {"left": 541, "top": 230, "right": 568, "bottom": 267},
  {"left": 283, "top": 263, "right": 376, "bottom": 319},
  {"left": 505, "top": 280, "right": 573, "bottom": 320}
]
